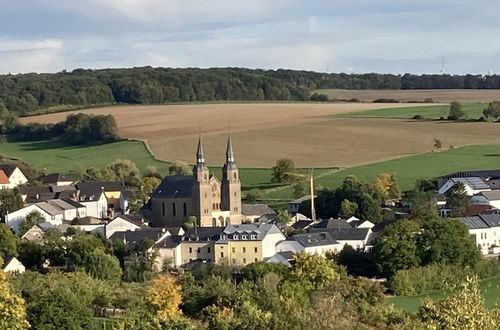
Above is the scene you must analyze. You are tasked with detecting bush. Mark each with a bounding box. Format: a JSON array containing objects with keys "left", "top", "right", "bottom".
[
  {"left": 310, "top": 93, "right": 329, "bottom": 102},
  {"left": 373, "top": 98, "right": 400, "bottom": 103},
  {"left": 424, "top": 98, "right": 434, "bottom": 103},
  {"left": 412, "top": 114, "right": 423, "bottom": 119}
]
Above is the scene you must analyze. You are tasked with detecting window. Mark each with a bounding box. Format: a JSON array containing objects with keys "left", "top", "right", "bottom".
[
  {"left": 242, "top": 235, "right": 248, "bottom": 240},
  {"left": 254, "top": 247, "right": 258, "bottom": 253},
  {"left": 220, "top": 252, "right": 224, "bottom": 258},
  {"left": 183, "top": 203, "right": 187, "bottom": 216},
  {"left": 233, "top": 172, "right": 237, "bottom": 179},
  {"left": 172, "top": 202, "right": 176, "bottom": 216},
  {"left": 255, "top": 258, "right": 258, "bottom": 262},
  {"left": 233, "top": 235, "right": 239, "bottom": 240},
  {"left": 189, "top": 247, "right": 192, "bottom": 253},
  {"left": 207, "top": 247, "right": 211, "bottom": 253},
  {"left": 242, "top": 247, "right": 246, "bottom": 253},
  {"left": 197, "top": 248, "right": 201, "bottom": 253},
  {"left": 234, "top": 192, "right": 237, "bottom": 197},
  {"left": 162, "top": 202, "right": 165, "bottom": 217},
  {"left": 250, "top": 235, "right": 257, "bottom": 240},
  {"left": 243, "top": 258, "right": 246, "bottom": 264},
  {"left": 232, "top": 258, "right": 236, "bottom": 264},
  {"left": 232, "top": 247, "right": 235, "bottom": 253}
]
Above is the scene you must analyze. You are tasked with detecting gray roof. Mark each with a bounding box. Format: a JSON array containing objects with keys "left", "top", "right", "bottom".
[
  {"left": 241, "top": 203, "right": 276, "bottom": 216},
  {"left": 292, "top": 220, "right": 314, "bottom": 229},
  {"left": 479, "top": 214, "right": 500, "bottom": 227},
  {"left": 439, "top": 170, "right": 500, "bottom": 181},
  {"left": 450, "top": 177, "right": 489, "bottom": 190},
  {"left": 183, "top": 227, "right": 225, "bottom": 241},
  {"left": 481, "top": 191, "right": 500, "bottom": 201},
  {"left": 223, "top": 223, "right": 279, "bottom": 240},
  {"left": 290, "top": 232, "right": 338, "bottom": 247},
  {"left": 309, "top": 227, "right": 370, "bottom": 241},
  {"left": 35, "top": 202, "right": 64, "bottom": 216},
  {"left": 0, "top": 164, "right": 18, "bottom": 177},
  {"left": 109, "top": 228, "right": 168, "bottom": 248},
  {"left": 313, "top": 218, "right": 353, "bottom": 230},
  {"left": 456, "top": 217, "right": 489, "bottom": 229},
  {"left": 77, "top": 182, "right": 127, "bottom": 201},
  {"left": 151, "top": 175, "right": 194, "bottom": 198},
  {"left": 47, "top": 199, "right": 84, "bottom": 210},
  {"left": 40, "top": 173, "right": 72, "bottom": 184}
]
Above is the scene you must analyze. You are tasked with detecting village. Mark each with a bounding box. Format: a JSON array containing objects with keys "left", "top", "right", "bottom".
[{"left": 2, "top": 136, "right": 500, "bottom": 275}]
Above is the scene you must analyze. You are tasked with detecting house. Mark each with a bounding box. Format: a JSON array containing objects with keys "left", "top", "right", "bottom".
[
  {"left": 311, "top": 218, "right": 353, "bottom": 230},
  {"left": 309, "top": 227, "right": 372, "bottom": 251},
  {"left": 475, "top": 191, "right": 500, "bottom": 209},
  {"left": 40, "top": 173, "right": 74, "bottom": 186},
  {"left": 109, "top": 228, "right": 171, "bottom": 249},
  {"left": 2, "top": 257, "right": 25, "bottom": 274},
  {"left": 21, "top": 222, "right": 66, "bottom": 244},
  {"left": 438, "top": 177, "right": 490, "bottom": 196},
  {"left": 456, "top": 214, "right": 500, "bottom": 254},
  {"left": 264, "top": 251, "right": 294, "bottom": 267},
  {"left": 241, "top": 204, "right": 276, "bottom": 223},
  {"left": 437, "top": 170, "right": 500, "bottom": 190},
  {"left": 0, "top": 164, "right": 28, "bottom": 187},
  {"left": 276, "top": 232, "right": 342, "bottom": 256},
  {"left": 17, "top": 185, "right": 78, "bottom": 204},
  {"left": 76, "top": 182, "right": 109, "bottom": 218},
  {"left": 105, "top": 215, "right": 149, "bottom": 238},
  {"left": 150, "top": 137, "right": 242, "bottom": 228},
  {"left": 6, "top": 199, "right": 86, "bottom": 233},
  {"left": 70, "top": 216, "right": 105, "bottom": 234},
  {"left": 160, "top": 223, "right": 286, "bottom": 269},
  {"left": 0, "top": 170, "right": 11, "bottom": 189},
  {"left": 118, "top": 190, "right": 135, "bottom": 215},
  {"left": 287, "top": 195, "right": 312, "bottom": 214}
]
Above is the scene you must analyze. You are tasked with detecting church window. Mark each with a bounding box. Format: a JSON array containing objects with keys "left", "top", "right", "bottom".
[
  {"left": 242, "top": 247, "right": 246, "bottom": 253},
  {"left": 183, "top": 203, "right": 187, "bottom": 216},
  {"left": 197, "top": 248, "right": 201, "bottom": 253},
  {"left": 243, "top": 258, "right": 247, "bottom": 264},
  {"left": 162, "top": 203, "right": 165, "bottom": 217},
  {"left": 172, "top": 203, "right": 176, "bottom": 216},
  {"left": 232, "top": 247, "right": 235, "bottom": 253},
  {"left": 254, "top": 247, "right": 258, "bottom": 253},
  {"left": 255, "top": 258, "right": 258, "bottom": 262},
  {"left": 189, "top": 247, "right": 192, "bottom": 253},
  {"left": 205, "top": 193, "right": 207, "bottom": 198},
  {"left": 220, "top": 252, "right": 224, "bottom": 258},
  {"left": 232, "top": 258, "right": 236, "bottom": 264},
  {"left": 234, "top": 192, "right": 237, "bottom": 197},
  {"left": 204, "top": 174, "right": 208, "bottom": 180},
  {"left": 233, "top": 173, "right": 237, "bottom": 179},
  {"left": 207, "top": 247, "right": 211, "bottom": 253}
]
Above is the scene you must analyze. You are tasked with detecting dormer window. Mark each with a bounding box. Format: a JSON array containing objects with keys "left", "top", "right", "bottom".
[
  {"left": 250, "top": 235, "right": 257, "bottom": 240},
  {"left": 233, "top": 234, "right": 239, "bottom": 240},
  {"left": 242, "top": 235, "right": 248, "bottom": 240}
]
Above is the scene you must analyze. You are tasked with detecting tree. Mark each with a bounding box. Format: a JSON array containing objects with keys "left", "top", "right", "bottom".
[
  {"left": 418, "top": 219, "right": 481, "bottom": 267},
  {"left": 183, "top": 216, "right": 197, "bottom": 230},
  {"left": 372, "top": 173, "right": 401, "bottom": 201},
  {"left": 0, "top": 270, "right": 29, "bottom": 330},
  {"left": 274, "top": 209, "right": 291, "bottom": 224},
  {"left": 483, "top": 101, "right": 500, "bottom": 121},
  {"left": 17, "top": 241, "right": 44, "bottom": 270},
  {"left": 105, "top": 159, "right": 140, "bottom": 186},
  {"left": 287, "top": 252, "right": 340, "bottom": 291},
  {"left": 446, "top": 182, "right": 469, "bottom": 217},
  {"left": 408, "top": 189, "right": 438, "bottom": 220},
  {"left": 18, "top": 211, "right": 45, "bottom": 236},
  {"left": 448, "top": 101, "right": 465, "bottom": 120},
  {"left": 145, "top": 274, "right": 182, "bottom": 321},
  {"left": 242, "top": 261, "right": 288, "bottom": 281},
  {"left": 339, "top": 199, "right": 358, "bottom": 218},
  {"left": 168, "top": 161, "right": 191, "bottom": 176},
  {"left": 0, "top": 189, "right": 24, "bottom": 220},
  {"left": 271, "top": 158, "right": 297, "bottom": 184},
  {"left": 144, "top": 165, "right": 162, "bottom": 179},
  {"left": 141, "top": 176, "right": 161, "bottom": 195},
  {"left": 81, "top": 167, "right": 104, "bottom": 181},
  {"left": 245, "top": 188, "right": 261, "bottom": 202},
  {"left": 83, "top": 250, "right": 122, "bottom": 282},
  {"left": 373, "top": 220, "right": 421, "bottom": 277},
  {"left": 411, "top": 276, "right": 496, "bottom": 329},
  {"left": 0, "top": 224, "right": 17, "bottom": 258},
  {"left": 433, "top": 138, "right": 442, "bottom": 151}
]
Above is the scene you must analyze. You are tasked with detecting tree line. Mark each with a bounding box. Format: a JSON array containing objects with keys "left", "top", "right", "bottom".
[{"left": 1, "top": 67, "right": 500, "bottom": 117}]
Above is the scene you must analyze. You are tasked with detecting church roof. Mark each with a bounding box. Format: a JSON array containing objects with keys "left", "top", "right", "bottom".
[{"left": 151, "top": 175, "right": 194, "bottom": 198}]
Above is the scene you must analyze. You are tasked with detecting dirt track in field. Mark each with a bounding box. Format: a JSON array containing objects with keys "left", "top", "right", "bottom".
[{"left": 20, "top": 103, "right": 500, "bottom": 167}]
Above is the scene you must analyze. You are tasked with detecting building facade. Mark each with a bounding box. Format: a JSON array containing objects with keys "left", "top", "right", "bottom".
[{"left": 151, "top": 137, "right": 242, "bottom": 227}]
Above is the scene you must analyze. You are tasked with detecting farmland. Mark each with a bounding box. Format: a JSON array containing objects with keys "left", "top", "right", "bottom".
[
  {"left": 316, "top": 89, "right": 500, "bottom": 103},
  {"left": 18, "top": 102, "right": 500, "bottom": 168}
]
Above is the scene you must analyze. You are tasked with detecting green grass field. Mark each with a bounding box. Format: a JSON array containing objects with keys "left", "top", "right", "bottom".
[
  {"left": 387, "top": 276, "right": 500, "bottom": 313},
  {"left": 336, "top": 103, "right": 487, "bottom": 120},
  {"left": 315, "top": 144, "right": 500, "bottom": 191}
]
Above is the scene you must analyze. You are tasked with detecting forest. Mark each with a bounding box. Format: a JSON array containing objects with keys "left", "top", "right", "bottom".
[{"left": 1, "top": 67, "right": 500, "bottom": 116}]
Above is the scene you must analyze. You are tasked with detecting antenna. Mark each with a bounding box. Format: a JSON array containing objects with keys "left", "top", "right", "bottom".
[
  {"left": 310, "top": 168, "right": 316, "bottom": 221},
  {"left": 326, "top": 62, "right": 330, "bottom": 74},
  {"left": 440, "top": 57, "right": 445, "bottom": 75}
]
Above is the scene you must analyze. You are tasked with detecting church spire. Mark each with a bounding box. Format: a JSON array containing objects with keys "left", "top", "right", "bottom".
[
  {"left": 225, "top": 136, "right": 235, "bottom": 165},
  {"left": 196, "top": 135, "right": 205, "bottom": 166}
]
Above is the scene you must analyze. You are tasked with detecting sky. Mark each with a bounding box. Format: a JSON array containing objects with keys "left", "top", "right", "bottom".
[{"left": 1, "top": 0, "right": 499, "bottom": 75}]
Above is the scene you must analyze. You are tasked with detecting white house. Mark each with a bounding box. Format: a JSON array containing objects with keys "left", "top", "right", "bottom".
[
  {"left": 0, "top": 164, "right": 28, "bottom": 187},
  {"left": 309, "top": 227, "right": 373, "bottom": 251},
  {"left": 456, "top": 214, "right": 500, "bottom": 254},
  {"left": 276, "top": 232, "right": 342, "bottom": 256},
  {"left": 105, "top": 215, "right": 146, "bottom": 238},
  {"left": 438, "top": 177, "right": 491, "bottom": 196},
  {"left": 2, "top": 257, "right": 26, "bottom": 274},
  {"left": 6, "top": 204, "right": 61, "bottom": 233},
  {"left": 78, "top": 191, "right": 108, "bottom": 219}
]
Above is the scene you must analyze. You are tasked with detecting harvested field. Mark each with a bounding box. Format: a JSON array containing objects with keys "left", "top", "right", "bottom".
[
  {"left": 19, "top": 103, "right": 427, "bottom": 167},
  {"left": 316, "top": 89, "right": 500, "bottom": 103}
]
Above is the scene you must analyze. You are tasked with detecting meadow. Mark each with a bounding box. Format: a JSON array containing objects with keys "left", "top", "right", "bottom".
[
  {"left": 336, "top": 103, "right": 487, "bottom": 120},
  {"left": 387, "top": 276, "right": 500, "bottom": 313},
  {"left": 315, "top": 89, "right": 500, "bottom": 103}
]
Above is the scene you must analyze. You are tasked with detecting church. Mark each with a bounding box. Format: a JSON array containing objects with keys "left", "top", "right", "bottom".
[{"left": 150, "top": 137, "right": 242, "bottom": 227}]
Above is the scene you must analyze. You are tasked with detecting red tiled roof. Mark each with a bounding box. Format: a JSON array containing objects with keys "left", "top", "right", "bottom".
[
  {"left": 465, "top": 204, "right": 492, "bottom": 217},
  {"left": 0, "top": 170, "right": 10, "bottom": 184}
]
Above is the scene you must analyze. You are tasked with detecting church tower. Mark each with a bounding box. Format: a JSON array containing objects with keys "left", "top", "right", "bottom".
[
  {"left": 221, "top": 137, "right": 242, "bottom": 220},
  {"left": 192, "top": 136, "right": 212, "bottom": 225}
]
